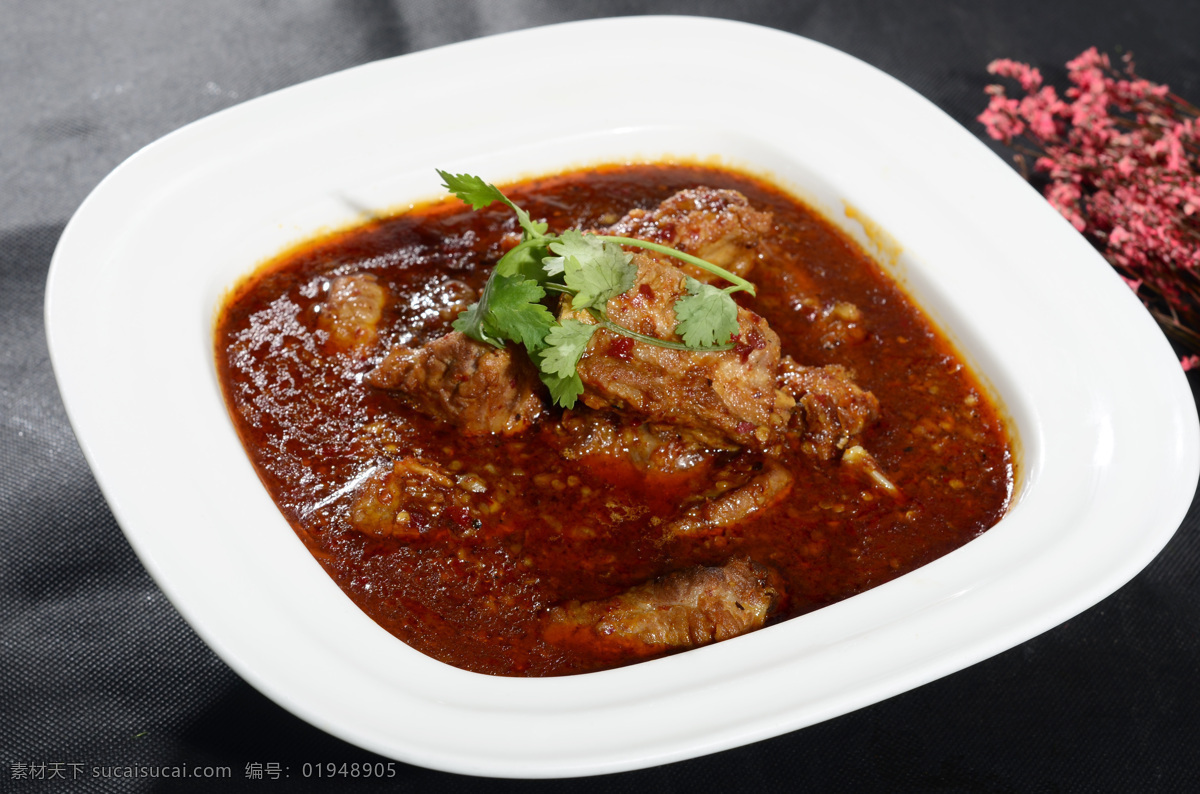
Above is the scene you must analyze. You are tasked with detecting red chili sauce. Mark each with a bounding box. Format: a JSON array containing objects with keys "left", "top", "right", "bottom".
[{"left": 214, "top": 164, "right": 1014, "bottom": 676}]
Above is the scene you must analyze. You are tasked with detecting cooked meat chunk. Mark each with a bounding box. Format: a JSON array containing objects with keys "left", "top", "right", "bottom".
[
  {"left": 390, "top": 277, "right": 478, "bottom": 346},
  {"left": 813, "top": 301, "right": 869, "bottom": 348},
  {"left": 779, "top": 360, "right": 880, "bottom": 460},
  {"left": 562, "top": 253, "right": 796, "bottom": 452},
  {"left": 547, "top": 409, "right": 735, "bottom": 475},
  {"left": 543, "top": 556, "right": 777, "bottom": 653},
  {"left": 605, "top": 187, "right": 773, "bottom": 283},
  {"left": 317, "top": 274, "right": 386, "bottom": 354},
  {"left": 349, "top": 457, "right": 477, "bottom": 539},
  {"left": 665, "top": 459, "right": 794, "bottom": 539},
  {"left": 366, "top": 331, "right": 544, "bottom": 435}
]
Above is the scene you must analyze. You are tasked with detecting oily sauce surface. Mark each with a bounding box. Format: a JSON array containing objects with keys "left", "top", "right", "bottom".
[{"left": 215, "top": 164, "right": 1013, "bottom": 676}]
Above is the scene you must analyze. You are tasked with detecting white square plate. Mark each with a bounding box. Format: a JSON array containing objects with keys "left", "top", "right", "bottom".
[{"left": 46, "top": 16, "right": 1198, "bottom": 777}]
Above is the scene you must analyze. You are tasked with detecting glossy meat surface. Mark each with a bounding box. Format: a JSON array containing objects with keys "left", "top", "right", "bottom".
[
  {"left": 365, "top": 331, "right": 544, "bottom": 436},
  {"left": 547, "top": 409, "right": 730, "bottom": 475},
  {"left": 780, "top": 360, "right": 881, "bottom": 461},
  {"left": 665, "top": 460, "right": 795, "bottom": 540},
  {"left": 564, "top": 252, "right": 797, "bottom": 452},
  {"left": 349, "top": 458, "right": 479, "bottom": 540},
  {"left": 544, "top": 556, "right": 777, "bottom": 653},
  {"left": 605, "top": 186, "right": 773, "bottom": 283},
  {"left": 316, "top": 273, "right": 387, "bottom": 354}
]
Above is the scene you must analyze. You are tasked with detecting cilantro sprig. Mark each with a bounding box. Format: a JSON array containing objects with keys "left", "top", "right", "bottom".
[{"left": 439, "top": 169, "right": 756, "bottom": 408}]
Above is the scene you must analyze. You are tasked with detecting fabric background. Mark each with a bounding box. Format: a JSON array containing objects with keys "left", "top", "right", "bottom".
[{"left": 2, "top": 1, "right": 1198, "bottom": 791}]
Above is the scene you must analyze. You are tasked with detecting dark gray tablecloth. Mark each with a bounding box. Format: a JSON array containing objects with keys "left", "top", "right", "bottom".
[{"left": 4, "top": 1, "right": 1199, "bottom": 791}]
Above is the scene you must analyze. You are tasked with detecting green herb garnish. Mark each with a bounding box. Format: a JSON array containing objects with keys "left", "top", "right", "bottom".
[{"left": 439, "top": 169, "right": 755, "bottom": 408}]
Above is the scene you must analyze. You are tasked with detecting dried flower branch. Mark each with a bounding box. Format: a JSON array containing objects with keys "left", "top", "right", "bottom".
[{"left": 978, "top": 48, "right": 1200, "bottom": 368}]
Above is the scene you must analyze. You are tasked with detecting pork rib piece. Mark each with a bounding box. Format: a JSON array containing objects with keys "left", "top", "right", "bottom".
[
  {"left": 563, "top": 252, "right": 797, "bottom": 453},
  {"left": 543, "top": 556, "right": 778, "bottom": 654},
  {"left": 779, "top": 359, "right": 880, "bottom": 461},
  {"left": 547, "top": 408, "right": 737, "bottom": 476},
  {"left": 605, "top": 187, "right": 773, "bottom": 284},
  {"left": 317, "top": 274, "right": 387, "bottom": 355},
  {"left": 664, "top": 459, "right": 795, "bottom": 540},
  {"left": 366, "top": 331, "right": 544, "bottom": 435},
  {"left": 349, "top": 457, "right": 465, "bottom": 540}
]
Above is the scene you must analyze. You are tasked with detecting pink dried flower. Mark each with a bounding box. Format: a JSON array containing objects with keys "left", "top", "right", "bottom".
[
  {"left": 979, "top": 48, "right": 1200, "bottom": 365},
  {"left": 988, "top": 59, "right": 1044, "bottom": 92},
  {"left": 978, "top": 93, "right": 1026, "bottom": 144},
  {"left": 1045, "top": 181, "right": 1087, "bottom": 232}
]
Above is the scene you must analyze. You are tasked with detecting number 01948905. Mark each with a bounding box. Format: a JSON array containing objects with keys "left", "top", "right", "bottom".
[{"left": 300, "top": 762, "right": 396, "bottom": 778}]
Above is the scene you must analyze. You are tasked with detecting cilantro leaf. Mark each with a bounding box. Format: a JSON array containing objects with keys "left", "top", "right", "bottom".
[
  {"left": 438, "top": 169, "right": 547, "bottom": 239},
  {"left": 599, "top": 235, "right": 756, "bottom": 296},
  {"left": 494, "top": 238, "right": 553, "bottom": 284},
  {"left": 550, "top": 231, "right": 636, "bottom": 310},
  {"left": 674, "top": 277, "right": 740, "bottom": 348},
  {"left": 538, "top": 318, "right": 597, "bottom": 380},
  {"left": 543, "top": 229, "right": 604, "bottom": 276},
  {"left": 539, "top": 370, "right": 585, "bottom": 409},
  {"left": 437, "top": 170, "right": 507, "bottom": 210},
  {"left": 439, "top": 168, "right": 757, "bottom": 408},
  {"left": 451, "top": 299, "right": 504, "bottom": 348},
  {"left": 452, "top": 273, "right": 554, "bottom": 351},
  {"left": 480, "top": 274, "right": 556, "bottom": 350}
]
